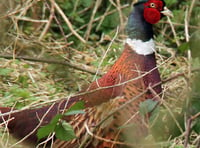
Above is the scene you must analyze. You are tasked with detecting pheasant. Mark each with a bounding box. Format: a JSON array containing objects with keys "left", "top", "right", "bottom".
[{"left": 0, "top": 0, "right": 172, "bottom": 147}]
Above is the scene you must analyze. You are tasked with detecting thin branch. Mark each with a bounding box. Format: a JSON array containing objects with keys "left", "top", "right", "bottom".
[
  {"left": 184, "top": 7, "right": 190, "bottom": 43},
  {"left": 0, "top": 54, "right": 102, "bottom": 76},
  {"left": 36, "top": 132, "right": 55, "bottom": 148},
  {"left": 96, "top": 4, "right": 112, "bottom": 31},
  {"left": 188, "top": 0, "right": 196, "bottom": 22},
  {"left": 39, "top": 0, "right": 55, "bottom": 41},
  {"left": 84, "top": 0, "right": 102, "bottom": 41},
  {"left": 166, "top": 16, "right": 180, "bottom": 46},
  {"left": 184, "top": 118, "right": 191, "bottom": 148},
  {"left": 51, "top": 0, "right": 86, "bottom": 43},
  {"left": 184, "top": 112, "right": 200, "bottom": 148},
  {"left": 191, "top": 112, "right": 200, "bottom": 121},
  {"left": 92, "top": 27, "right": 119, "bottom": 81},
  {"left": 13, "top": 16, "right": 48, "bottom": 23},
  {"left": 45, "top": 2, "right": 68, "bottom": 43},
  {"left": 116, "top": 0, "right": 123, "bottom": 28},
  {"left": 159, "top": 21, "right": 200, "bottom": 29}
]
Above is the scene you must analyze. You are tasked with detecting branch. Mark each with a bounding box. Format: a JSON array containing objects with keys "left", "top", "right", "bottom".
[
  {"left": 38, "top": 0, "right": 55, "bottom": 41},
  {"left": 84, "top": 0, "right": 102, "bottom": 41},
  {"left": 159, "top": 21, "right": 200, "bottom": 29},
  {"left": 166, "top": 16, "right": 180, "bottom": 46},
  {"left": 184, "top": 112, "right": 200, "bottom": 148},
  {"left": 162, "top": 67, "right": 200, "bottom": 83},
  {"left": 0, "top": 54, "right": 103, "bottom": 76},
  {"left": 51, "top": 0, "right": 86, "bottom": 43}
]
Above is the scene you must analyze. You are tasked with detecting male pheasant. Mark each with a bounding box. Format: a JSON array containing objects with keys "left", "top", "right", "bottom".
[{"left": 0, "top": 0, "right": 172, "bottom": 147}]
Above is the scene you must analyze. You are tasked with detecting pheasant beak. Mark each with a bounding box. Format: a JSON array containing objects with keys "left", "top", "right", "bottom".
[{"left": 161, "top": 7, "right": 173, "bottom": 17}]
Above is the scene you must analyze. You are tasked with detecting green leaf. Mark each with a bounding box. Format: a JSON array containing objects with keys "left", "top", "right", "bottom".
[
  {"left": 178, "top": 42, "right": 190, "bottom": 53},
  {"left": 55, "top": 120, "right": 76, "bottom": 141},
  {"left": 82, "top": 0, "right": 93, "bottom": 7},
  {"left": 37, "top": 101, "right": 85, "bottom": 141},
  {"left": 0, "top": 68, "right": 13, "bottom": 76},
  {"left": 101, "top": 12, "right": 119, "bottom": 31},
  {"left": 37, "top": 114, "right": 62, "bottom": 140},
  {"left": 50, "top": 114, "right": 63, "bottom": 125},
  {"left": 64, "top": 101, "right": 85, "bottom": 116},
  {"left": 149, "top": 106, "right": 160, "bottom": 124},
  {"left": 37, "top": 123, "right": 55, "bottom": 140},
  {"left": 139, "top": 99, "right": 158, "bottom": 116}
]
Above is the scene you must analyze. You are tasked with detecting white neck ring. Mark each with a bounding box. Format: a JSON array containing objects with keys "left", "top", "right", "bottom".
[{"left": 126, "top": 38, "right": 155, "bottom": 55}]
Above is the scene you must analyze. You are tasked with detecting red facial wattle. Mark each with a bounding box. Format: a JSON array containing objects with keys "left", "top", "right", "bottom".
[{"left": 144, "top": 8, "right": 161, "bottom": 24}]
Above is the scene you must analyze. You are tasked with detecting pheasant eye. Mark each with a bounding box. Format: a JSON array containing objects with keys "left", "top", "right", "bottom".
[{"left": 150, "top": 3, "right": 156, "bottom": 8}]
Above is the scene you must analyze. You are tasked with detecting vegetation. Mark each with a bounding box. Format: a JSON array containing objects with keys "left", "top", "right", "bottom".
[{"left": 0, "top": 0, "right": 199, "bottom": 147}]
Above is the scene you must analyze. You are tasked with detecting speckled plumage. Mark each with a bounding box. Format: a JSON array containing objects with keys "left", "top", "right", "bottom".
[{"left": 53, "top": 44, "right": 162, "bottom": 147}]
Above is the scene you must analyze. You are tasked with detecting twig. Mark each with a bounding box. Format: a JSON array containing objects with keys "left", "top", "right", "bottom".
[
  {"left": 0, "top": 54, "right": 102, "bottom": 76},
  {"left": 184, "top": 7, "right": 190, "bottom": 43},
  {"left": 51, "top": 0, "right": 86, "bottom": 43},
  {"left": 116, "top": 0, "right": 123, "bottom": 28},
  {"left": 188, "top": 0, "right": 196, "bottom": 23},
  {"left": 159, "top": 21, "right": 200, "bottom": 29},
  {"left": 92, "top": 27, "right": 119, "bottom": 81},
  {"left": 36, "top": 132, "right": 55, "bottom": 148},
  {"left": 13, "top": 16, "right": 48, "bottom": 23},
  {"left": 109, "top": 0, "right": 124, "bottom": 30},
  {"left": 184, "top": 112, "right": 200, "bottom": 148},
  {"left": 45, "top": 2, "right": 68, "bottom": 43},
  {"left": 96, "top": 4, "right": 112, "bottom": 31},
  {"left": 166, "top": 16, "right": 180, "bottom": 46},
  {"left": 39, "top": 0, "right": 55, "bottom": 41},
  {"left": 191, "top": 112, "right": 200, "bottom": 121},
  {"left": 84, "top": 0, "right": 102, "bottom": 41}
]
